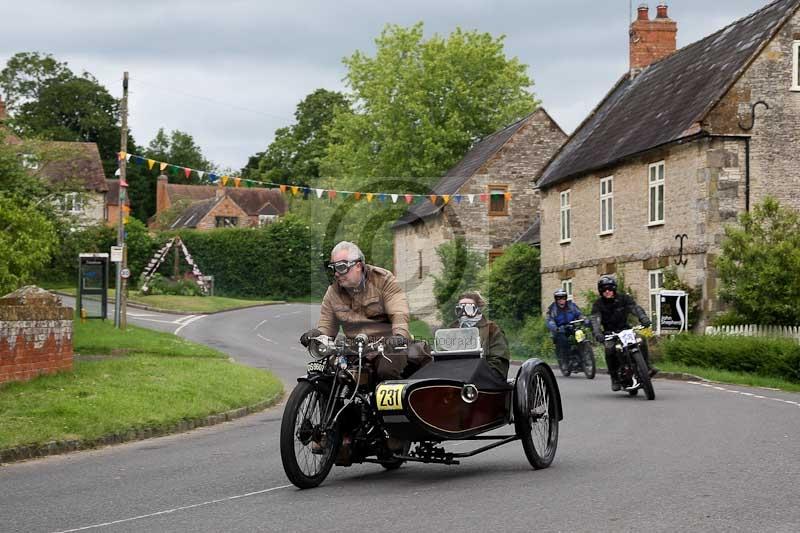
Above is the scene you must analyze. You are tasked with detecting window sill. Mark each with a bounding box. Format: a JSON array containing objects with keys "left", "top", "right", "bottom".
[
  {"left": 791, "top": 85, "right": 800, "bottom": 92},
  {"left": 559, "top": 239, "right": 572, "bottom": 245},
  {"left": 488, "top": 212, "right": 509, "bottom": 217},
  {"left": 597, "top": 230, "right": 614, "bottom": 237},
  {"left": 647, "top": 221, "right": 665, "bottom": 228}
]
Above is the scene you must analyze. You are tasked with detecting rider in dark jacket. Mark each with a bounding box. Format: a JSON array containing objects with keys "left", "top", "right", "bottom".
[
  {"left": 546, "top": 289, "right": 585, "bottom": 368},
  {"left": 591, "top": 276, "right": 657, "bottom": 391}
]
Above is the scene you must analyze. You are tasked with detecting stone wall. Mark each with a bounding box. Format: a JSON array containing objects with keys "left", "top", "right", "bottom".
[
  {"left": 196, "top": 196, "right": 250, "bottom": 230},
  {"left": 0, "top": 287, "right": 73, "bottom": 385}
]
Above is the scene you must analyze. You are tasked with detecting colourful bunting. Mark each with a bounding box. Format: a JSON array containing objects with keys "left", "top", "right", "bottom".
[
  {"left": 234, "top": 177, "right": 241, "bottom": 188},
  {"left": 405, "top": 194, "right": 413, "bottom": 204},
  {"left": 291, "top": 186, "right": 299, "bottom": 196},
  {"left": 118, "top": 151, "right": 126, "bottom": 160},
  {"left": 391, "top": 194, "right": 398, "bottom": 203},
  {"left": 443, "top": 195, "right": 450, "bottom": 205},
  {"left": 479, "top": 193, "right": 488, "bottom": 202},
  {"left": 366, "top": 193, "right": 374, "bottom": 202},
  {"left": 504, "top": 192, "right": 512, "bottom": 201},
  {"left": 147, "top": 159, "right": 155, "bottom": 170},
  {"left": 354, "top": 192, "right": 362, "bottom": 200},
  {"left": 184, "top": 167, "right": 192, "bottom": 179},
  {"left": 328, "top": 190, "right": 337, "bottom": 200},
  {"left": 160, "top": 162, "right": 167, "bottom": 171},
  {"left": 280, "top": 184, "right": 287, "bottom": 193}
]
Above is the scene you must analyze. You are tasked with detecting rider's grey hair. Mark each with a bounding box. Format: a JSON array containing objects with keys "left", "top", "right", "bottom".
[{"left": 331, "top": 241, "right": 365, "bottom": 263}]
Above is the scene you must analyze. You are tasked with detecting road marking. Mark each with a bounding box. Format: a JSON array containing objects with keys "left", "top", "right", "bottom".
[
  {"left": 126, "top": 316, "right": 180, "bottom": 325},
  {"left": 173, "top": 314, "right": 198, "bottom": 324},
  {"left": 51, "top": 484, "right": 293, "bottom": 532},
  {"left": 257, "top": 333, "right": 277, "bottom": 344},
  {"left": 174, "top": 315, "right": 205, "bottom": 335},
  {"left": 253, "top": 319, "right": 268, "bottom": 330},
  {"left": 688, "top": 381, "right": 800, "bottom": 408}
]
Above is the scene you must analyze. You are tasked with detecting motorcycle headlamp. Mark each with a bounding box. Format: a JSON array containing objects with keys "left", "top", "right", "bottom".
[{"left": 455, "top": 302, "right": 481, "bottom": 318}]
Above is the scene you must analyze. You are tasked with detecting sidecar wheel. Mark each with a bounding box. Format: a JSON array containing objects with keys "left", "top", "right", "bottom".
[
  {"left": 280, "top": 381, "right": 340, "bottom": 489},
  {"left": 580, "top": 343, "right": 596, "bottom": 379},
  {"left": 515, "top": 365, "right": 559, "bottom": 469}
]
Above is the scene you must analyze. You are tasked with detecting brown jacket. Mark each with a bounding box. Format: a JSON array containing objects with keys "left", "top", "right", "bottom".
[{"left": 317, "top": 264, "right": 410, "bottom": 341}]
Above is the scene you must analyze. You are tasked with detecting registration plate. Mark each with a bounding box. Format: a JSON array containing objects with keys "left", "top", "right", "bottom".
[
  {"left": 376, "top": 384, "right": 404, "bottom": 411},
  {"left": 306, "top": 361, "right": 325, "bottom": 373}
]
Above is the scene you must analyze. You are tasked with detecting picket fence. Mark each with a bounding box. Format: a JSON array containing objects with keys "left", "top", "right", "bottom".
[{"left": 705, "top": 324, "right": 800, "bottom": 343}]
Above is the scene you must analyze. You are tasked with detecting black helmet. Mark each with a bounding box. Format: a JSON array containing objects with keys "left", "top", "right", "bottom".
[
  {"left": 597, "top": 275, "right": 617, "bottom": 295},
  {"left": 553, "top": 289, "right": 568, "bottom": 300}
]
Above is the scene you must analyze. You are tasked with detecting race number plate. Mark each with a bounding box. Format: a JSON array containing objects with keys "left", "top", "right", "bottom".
[
  {"left": 376, "top": 384, "right": 404, "bottom": 411},
  {"left": 618, "top": 329, "right": 637, "bottom": 347},
  {"left": 306, "top": 361, "right": 325, "bottom": 373}
]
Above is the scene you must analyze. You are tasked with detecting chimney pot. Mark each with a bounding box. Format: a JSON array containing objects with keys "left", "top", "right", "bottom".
[
  {"left": 637, "top": 4, "right": 649, "bottom": 21},
  {"left": 629, "top": 2, "right": 677, "bottom": 74},
  {"left": 656, "top": 4, "right": 668, "bottom": 19}
]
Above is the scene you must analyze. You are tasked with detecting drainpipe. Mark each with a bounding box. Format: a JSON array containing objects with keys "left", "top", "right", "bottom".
[{"left": 737, "top": 100, "right": 768, "bottom": 212}]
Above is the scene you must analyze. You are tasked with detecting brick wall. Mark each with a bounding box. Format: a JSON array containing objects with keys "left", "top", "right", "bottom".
[
  {"left": 0, "top": 287, "right": 73, "bottom": 385},
  {"left": 196, "top": 196, "right": 250, "bottom": 230},
  {"left": 394, "top": 109, "right": 566, "bottom": 326}
]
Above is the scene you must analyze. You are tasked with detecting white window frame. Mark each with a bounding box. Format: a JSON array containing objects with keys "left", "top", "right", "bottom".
[
  {"left": 649, "top": 269, "right": 664, "bottom": 323},
  {"left": 561, "top": 279, "right": 574, "bottom": 301},
  {"left": 648, "top": 161, "right": 665, "bottom": 226},
  {"left": 258, "top": 214, "right": 276, "bottom": 226},
  {"left": 559, "top": 190, "right": 571, "bottom": 243},
  {"left": 599, "top": 176, "right": 614, "bottom": 234},
  {"left": 62, "top": 192, "right": 82, "bottom": 214},
  {"left": 792, "top": 41, "right": 800, "bottom": 91},
  {"left": 20, "top": 153, "right": 39, "bottom": 170}
]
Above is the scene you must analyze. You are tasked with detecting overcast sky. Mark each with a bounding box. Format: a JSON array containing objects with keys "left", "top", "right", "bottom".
[{"left": 1, "top": 0, "right": 775, "bottom": 171}]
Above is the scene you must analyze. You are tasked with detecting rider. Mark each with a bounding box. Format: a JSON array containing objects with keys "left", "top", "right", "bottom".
[
  {"left": 545, "top": 289, "right": 586, "bottom": 369},
  {"left": 448, "top": 291, "right": 510, "bottom": 380},
  {"left": 590, "top": 275, "right": 657, "bottom": 391},
  {"left": 300, "top": 241, "right": 410, "bottom": 380}
]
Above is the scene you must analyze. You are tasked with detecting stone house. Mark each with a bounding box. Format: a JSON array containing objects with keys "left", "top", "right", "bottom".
[
  {"left": 392, "top": 108, "right": 567, "bottom": 324},
  {"left": 153, "top": 174, "right": 287, "bottom": 230},
  {"left": 535, "top": 1, "right": 800, "bottom": 328}
]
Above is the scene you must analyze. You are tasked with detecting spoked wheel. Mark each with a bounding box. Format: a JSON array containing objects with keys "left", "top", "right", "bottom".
[
  {"left": 515, "top": 365, "right": 559, "bottom": 469},
  {"left": 580, "top": 343, "right": 596, "bottom": 379},
  {"left": 280, "top": 381, "right": 340, "bottom": 488},
  {"left": 632, "top": 351, "right": 655, "bottom": 400}
]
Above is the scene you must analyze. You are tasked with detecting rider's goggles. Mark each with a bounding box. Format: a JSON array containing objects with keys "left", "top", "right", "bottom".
[
  {"left": 455, "top": 302, "right": 481, "bottom": 318},
  {"left": 327, "top": 259, "right": 360, "bottom": 275}
]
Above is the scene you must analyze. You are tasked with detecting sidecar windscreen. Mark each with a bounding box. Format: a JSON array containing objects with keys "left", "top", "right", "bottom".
[{"left": 432, "top": 327, "right": 482, "bottom": 361}]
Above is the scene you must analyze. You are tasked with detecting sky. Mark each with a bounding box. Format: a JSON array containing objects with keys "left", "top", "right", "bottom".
[{"left": 0, "top": 0, "right": 776, "bottom": 172}]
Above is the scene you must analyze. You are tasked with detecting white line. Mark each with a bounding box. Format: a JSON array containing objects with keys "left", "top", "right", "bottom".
[
  {"left": 173, "top": 314, "right": 197, "bottom": 325},
  {"left": 128, "top": 317, "right": 180, "bottom": 325},
  {"left": 253, "top": 319, "right": 268, "bottom": 331},
  {"left": 174, "top": 315, "right": 205, "bottom": 335},
  {"left": 687, "top": 381, "right": 800, "bottom": 409},
  {"left": 257, "top": 333, "right": 277, "bottom": 344},
  {"left": 127, "top": 312, "right": 157, "bottom": 317},
  {"left": 51, "top": 484, "right": 293, "bottom": 532}
]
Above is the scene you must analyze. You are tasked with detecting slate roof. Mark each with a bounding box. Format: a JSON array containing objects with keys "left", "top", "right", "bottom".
[
  {"left": 37, "top": 142, "right": 108, "bottom": 192},
  {"left": 393, "top": 109, "right": 554, "bottom": 228},
  {"left": 537, "top": 0, "right": 800, "bottom": 190},
  {"left": 513, "top": 215, "right": 540, "bottom": 246},
  {"left": 165, "top": 183, "right": 286, "bottom": 216},
  {"left": 169, "top": 198, "right": 220, "bottom": 229}
]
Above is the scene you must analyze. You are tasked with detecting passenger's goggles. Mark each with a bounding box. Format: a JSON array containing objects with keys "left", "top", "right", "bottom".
[
  {"left": 327, "top": 259, "right": 360, "bottom": 275},
  {"left": 455, "top": 303, "right": 481, "bottom": 318}
]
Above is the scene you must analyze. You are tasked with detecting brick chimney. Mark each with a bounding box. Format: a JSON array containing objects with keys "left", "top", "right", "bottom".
[
  {"left": 156, "top": 174, "right": 170, "bottom": 213},
  {"left": 0, "top": 94, "right": 6, "bottom": 123},
  {"left": 630, "top": 3, "right": 677, "bottom": 75}
]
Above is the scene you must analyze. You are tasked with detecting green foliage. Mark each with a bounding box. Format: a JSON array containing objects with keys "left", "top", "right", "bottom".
[
  {"left": 663, "top": 334, "right": 800, "bottom": 383},
  {"left": 432, "top": 237, "right": 485, "bottom": 325},
  {"left": 123, "top": 218, "right": 157, "bottom": 280},
  {"left": 0, "top": 52, "right": 73, "bottom": 114},
  {"left": 0, "top": 193, "right": 58, "bottom": 294},
  {"left": 172, "top": 214, "right": 326, "bottom": 298},
  {"left": 717, "top": 197, "right": 800, "bottom": 326},
  {"left": 507, "top": 315, "right": 555, "bottom": 361},
  {"left": 39, "top": 223, "right": 115, "bottom": 285},
  {"left": 253, "top": 89, "right": 350, "bottom": 186},
  {"left": 322, "top": 22, "right": 539, "bottom": 183},
  {"left": 142, "top": 273, "right": 203, "bottom": 296},
  {"left": 478, "top": 244, "right": 540, "bottom": 330}
]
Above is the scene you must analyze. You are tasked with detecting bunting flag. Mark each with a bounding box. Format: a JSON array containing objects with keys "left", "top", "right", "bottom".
[{"left": 115, "top": 152, "right": 515, "bottom": 210}]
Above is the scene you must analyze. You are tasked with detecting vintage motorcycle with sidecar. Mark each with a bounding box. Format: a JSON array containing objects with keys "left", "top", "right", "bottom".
[
  {"left": 556, "top": 318, "right": 596, "bottom": 379},
  {"left": 279, "top": 327, "right": 563, "bottom": 489}
]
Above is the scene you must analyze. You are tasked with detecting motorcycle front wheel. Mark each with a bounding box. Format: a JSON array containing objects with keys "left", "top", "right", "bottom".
[
  {"left": 580, "top": 342, "right": 596, "bottom": 379},
  {"left": 632, "top": 350, "right": 655, "bottom": 400},
  {"left": 515, "top": 365, "right": 559, "bottom": 469},
  {"left": 280, "top": 381, "right": 340, "bottom": 488}
]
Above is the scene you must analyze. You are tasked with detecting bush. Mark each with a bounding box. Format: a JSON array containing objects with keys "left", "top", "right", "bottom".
[
  {"left": 39, "top": 223, "right": 115, "bottom": 285},
  {"left": 479, "top": 243, "right": 540, "bottom": 330},
  {"left": 506, "top": 315, "right": 555, "bottom": 360},
  {"left": 143, "top": 273, "right": 203, "bottom": 296},
  {"left": 663, "top": 334, "right": 800, "bottom": 382},
  {"left": 432, "top": 237, "right": 485, "bottom": 325}
]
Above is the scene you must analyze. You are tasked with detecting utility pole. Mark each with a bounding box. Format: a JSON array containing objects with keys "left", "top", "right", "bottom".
[{"left": 115, "top": 72, "right": 129, "bottom": 329}]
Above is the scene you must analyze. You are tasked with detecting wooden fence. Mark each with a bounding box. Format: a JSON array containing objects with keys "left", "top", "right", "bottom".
[{"left": 705, "top": 324, "right": 800, "bottom": 343}]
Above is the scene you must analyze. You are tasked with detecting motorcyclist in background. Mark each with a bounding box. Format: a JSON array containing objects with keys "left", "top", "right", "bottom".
[
  {"left": 590, "top": 276, "right": 658, "bottom": 391},
  {"left": 545, "top": 289, "right": 586, "bottom": 370}
]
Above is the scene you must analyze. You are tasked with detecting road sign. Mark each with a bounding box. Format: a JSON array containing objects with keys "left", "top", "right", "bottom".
[
  {"left": 120, "top": 268, "right": 131, "bottom": 279},
  {"left": 111, "top": 246, "right": 123, "bottom": 262}
]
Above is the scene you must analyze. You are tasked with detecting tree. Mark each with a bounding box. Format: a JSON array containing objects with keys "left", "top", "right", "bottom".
[
  {"left": 146, "top": 128, "right": 213, "bottom": 178},
  {"left": 717, "top": 197, "right": 800, "bottom": 325},
  {"left": 250, "top": 89, "right": 349, "bottom": 186},
  {"left": 432, "top": 237, "right": 485, "bottom": 325},
  {"left": 322, "top": 23, "right": 539, "bottom": 183},
  {"left": 0, "top": 52, "right": 73, "bottom": 115},
  {"left": 479, "top": 244, "right": 541, "bottom": 329}
]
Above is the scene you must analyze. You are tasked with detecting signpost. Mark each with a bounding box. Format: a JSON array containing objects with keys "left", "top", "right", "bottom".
[
  {"left": 657, "top": 289, "right": 689, "bottom": 334},
  {"left": 110, "top": 246, "right": 123, "bottom": 263}
]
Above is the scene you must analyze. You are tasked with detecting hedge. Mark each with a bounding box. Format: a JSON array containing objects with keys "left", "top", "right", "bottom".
[
  {"left": 171, "top": 214, "right": 327, "bottom": 298},
  {"left": 663, "top": 334, "right": 800, "bottom": 383}
]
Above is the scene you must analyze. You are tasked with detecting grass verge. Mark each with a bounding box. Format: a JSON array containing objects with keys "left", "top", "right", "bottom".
[{"left": 0, "top": 321, "right": 283, "bottom": 451}]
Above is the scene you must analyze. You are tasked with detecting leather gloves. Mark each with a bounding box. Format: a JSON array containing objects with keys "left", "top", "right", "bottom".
[
  {"left": 385, "top": 335, "right": 408, "bottom": 350},
  {"left": 300, "top": 328, "right": 322, "bottom": 347}
]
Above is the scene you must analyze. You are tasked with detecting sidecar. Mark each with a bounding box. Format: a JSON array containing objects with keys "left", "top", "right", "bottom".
[{"left": 374, "top": 327, "right": 563, "bottom": 468}]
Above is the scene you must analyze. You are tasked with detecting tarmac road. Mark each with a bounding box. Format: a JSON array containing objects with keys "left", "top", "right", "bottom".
[{"left": 2, "top": 302, "right": 799, "bottom": 532}]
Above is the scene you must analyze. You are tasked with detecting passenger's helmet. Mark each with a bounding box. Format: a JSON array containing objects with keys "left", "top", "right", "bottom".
[
  {"left": 553, "top": 289, "right": 568, "bottom": 301},
  {"left": 597, "top": 275, "right": 617, "bottom": 296}
]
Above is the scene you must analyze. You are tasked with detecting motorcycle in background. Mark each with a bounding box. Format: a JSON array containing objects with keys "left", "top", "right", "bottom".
[
  {"left": 556, "top": 319, "right": 596, "bottom": 379},
  {"left": 604, "top": 325, "right": 655, "bottom": 400}
]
